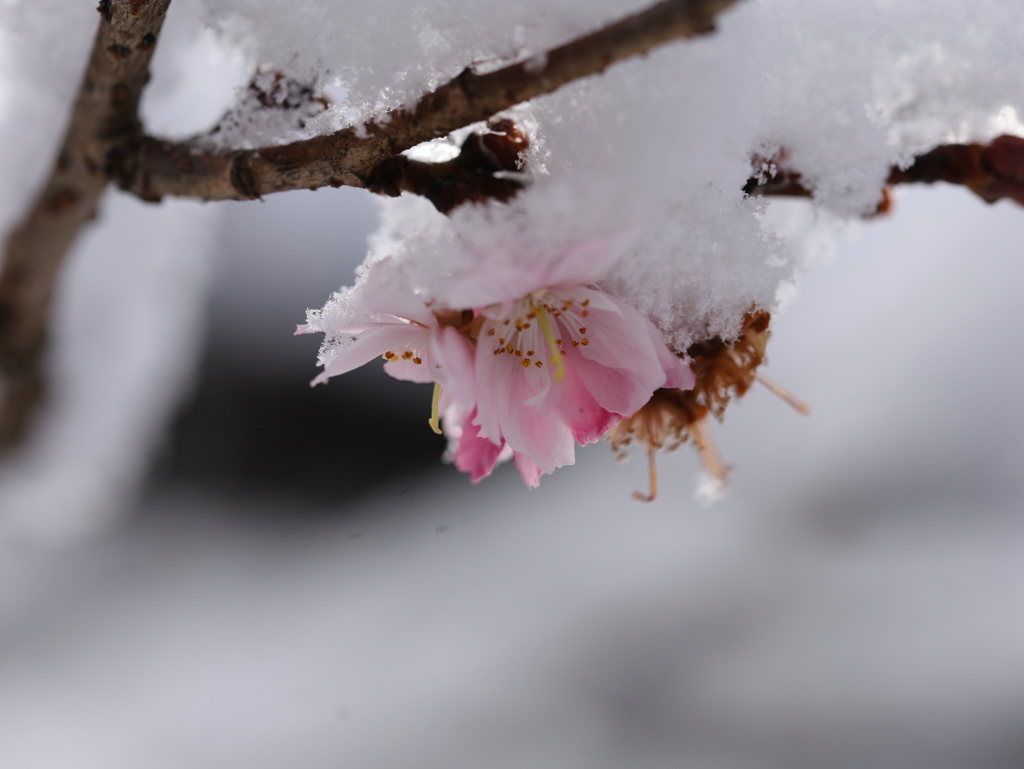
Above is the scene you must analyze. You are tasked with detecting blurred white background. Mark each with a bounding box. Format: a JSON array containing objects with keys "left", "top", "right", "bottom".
[
  {"left": 0, "top": 183, "right": 1022, "bottom": 768},
  {"left": 1, "top": 0, "right": 1024, "bottom": 765}
]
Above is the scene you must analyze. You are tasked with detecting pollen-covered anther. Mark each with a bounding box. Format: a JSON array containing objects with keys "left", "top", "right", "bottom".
[
  {"left": 579, "top": 327, "right": 586, "bottom": 334},
  {"left": 581, "top": 339, "right": 589, "bottom": 346},
  {"left": 526, "top": 350, "right": 534, "bottom": 356},
  {"left": 401, "top": 351, "right": 413, "bottom": 359},
  {"left": 506, "top": 343, "right": 513, "bottom": 353},
  {"left": 487, "top": 328, "right": 496, "bottom": 336},
  {"left": 535, "top": 361, "right": 543, "bottom": 368},
  {"left": 521, "top": 358, "right": 531, "bottom": 367},
  {"left": 413, "top": 357, "right": 422, "bottom": 364},
  {"left": 384, "top": 351, "right": 396, "bottom": 360},
  {"left": 572, "top": 341, "right": 579, "bottom": 347}
]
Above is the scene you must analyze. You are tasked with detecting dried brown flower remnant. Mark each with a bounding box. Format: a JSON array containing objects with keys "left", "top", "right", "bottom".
[
  {"left": 681, "top": 309, "right": 771, "bottom": 421},
  {"left": 367, "top": 119, "right": 530, "bottom": 214},
  {"left": 607, "top": 311, "right": 771, "bottom": 500}
]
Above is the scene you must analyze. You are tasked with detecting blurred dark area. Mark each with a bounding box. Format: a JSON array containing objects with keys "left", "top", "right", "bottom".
[
  {"left": 148, "top": 185, "right": 446, "bottom": 507},
  {"left": 154, "top": 353, "right": 446, "bottom": 506}
]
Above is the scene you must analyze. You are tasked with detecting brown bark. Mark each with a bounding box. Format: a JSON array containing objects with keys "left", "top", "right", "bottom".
[{"left": 0, "top": 0, "right": 171, "bottom": 449}]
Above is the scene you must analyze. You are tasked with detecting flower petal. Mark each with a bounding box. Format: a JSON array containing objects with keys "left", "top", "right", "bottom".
[
  {"left": 513, "top": 452, "right": 543, "bottom": 488},
  {"left": 557, "top": 361, "right": 621, "bottom": 445},
  {"left": 313, "top": 324, "right": 424, "bottom": 386},
  {"left": 453, "top": 408, "right": 506, "bottom": 483},
  {"left": 474, "top": 326, "right": 575, "bottom": 472},
  {"left": 544, "top": 234, "right": 634, "bottom": 289},
  {"left": 430, "top": 326, "right": 476, "bottom": 402},
  {"left": 557, "top": 293, "right": 665, "bottom": 417}
]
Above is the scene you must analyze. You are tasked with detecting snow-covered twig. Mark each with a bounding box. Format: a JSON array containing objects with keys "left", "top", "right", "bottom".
[
  {"left": 745, "top": 135, "right": 1024, "bottom": 210},
  {"left": 113, "top": 0, "right": 745, "bottom": 202}
]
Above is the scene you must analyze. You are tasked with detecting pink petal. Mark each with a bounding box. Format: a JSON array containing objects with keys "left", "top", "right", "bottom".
[
  {"left": 384, "top": 357, "right": 434, "bottom": 384},
  {"left": 430, "top": 326, "right": 476, "bottom": 402},
  {"left": 474, "top": 327, "right": 575, "bottom": 472},
  {"left": 513, "top": 452, "right": 543, "bottom": 488},
  {"left": 557, "top": 296, "right": 665, "bottom": 418},
  {"left": 453, "top": 408, "right": 506, "bottom": 483},
  {"left": 544, "top": 233, "right": 634, "bottom": 290},
  {"left": 642, "top": 318, "right": 695, "bottom": 390},
  {"left": 557, "top": 362, "right": 621, "bottom": 445},
  {"left": 358, "top": 259, "right": 438, "bottom": 328},
  {"left": 312, "top": 324, "right": 424, "bottom": 386}
]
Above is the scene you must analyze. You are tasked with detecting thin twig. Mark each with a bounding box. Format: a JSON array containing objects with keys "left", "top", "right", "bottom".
[
  {"left": 0, "top": 0, "right": 172, "bottom": 449},
  {"left": 745, "top": 135, "right": 1024, "bottom": 209},
  {"left": 112, "top": 0, "right": 744, "bottom": 202}
]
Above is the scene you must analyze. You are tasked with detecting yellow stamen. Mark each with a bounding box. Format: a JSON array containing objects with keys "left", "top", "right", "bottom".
[
  {"left": 534, "top": 304, "right": 565, "bottom": 383},
  {"left": 428, "top": 383, "right": 442, "bottom": 434}
]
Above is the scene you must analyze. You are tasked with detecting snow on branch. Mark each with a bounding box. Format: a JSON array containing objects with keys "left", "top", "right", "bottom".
[
  {"left": 115, "top": 0, "right": 744, "bottom": 202},
  {"left": 746, "top": 135, "right": 1024, "bottom": 210},
  {"left": 0, "top": 0, "right": 172, "bottom": 449},
  {"left": 0, "top": 0, "right": 744, "bottom": 450}
]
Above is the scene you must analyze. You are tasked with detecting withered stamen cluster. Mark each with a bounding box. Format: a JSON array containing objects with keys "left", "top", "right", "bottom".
[{"left": 607, "top": 311, "right": 772, "bottom": 501}]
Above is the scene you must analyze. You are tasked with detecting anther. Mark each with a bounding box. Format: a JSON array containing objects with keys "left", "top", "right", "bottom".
[
  {"left": 582, "top": 310, "right": 589, "bottom": 317},
  {"left": 402, "top": 351, "right": 413, "bottom": 359},
  {"left": 535, "top": 361, "right": 543, "bottom": 368},
  {"left": 526, "top": 350, "right": 534, "bottom": 356},
  {"left": 487, "top": 328, "right": 495, "bottom": 336},
  {"left": 522, "top": 322, "right": 531, "bottom": 329},
  {"left": 413, "top": 357, "right": 422, "bottom": 364},
  {"left": 521, "top": 359, "right": 531, "bottom": 368},
  {"left": 506, "top": 344, "right": 513, "bottom": 353},
  {"left": 384, "top": 351, "right": 396, "bottom": 359},
  {"left": 515, "top": 350, "right": 522, "bottom": 357},
  {"left": 581, "top": 339, "right": 589, "bottom": 346},
  {"left": 579, "top": 327, "right": 586, "bottom": 334},
  {"left": 581, "top": 299, "right": 590, "bottom": 307},
  {"left": 499, "top": 338, "right": 505, "bottom": 344}
]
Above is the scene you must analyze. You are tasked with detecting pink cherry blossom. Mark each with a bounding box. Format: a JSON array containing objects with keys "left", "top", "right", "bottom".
[
  {"left": 446, "top": 237, "right": 694, "bottom": 484},
  {"left": 300, "top": 237, "right": 694, "bottom": 489},
  {"left": 297, "top": 263, "right": 474, "bottom": 392}
]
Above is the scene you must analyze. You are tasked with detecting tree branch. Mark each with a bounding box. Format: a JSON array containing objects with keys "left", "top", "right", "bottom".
[
  {"left": 745, "top": 135, "right": 1024, "bottom": 209},
  {"left": 113, "top": 0, "right": 744, "bottom": 202},
  {"left": 0, "top": 0, "right": 171, "bottom": 449},
  {"left": 0, "top": 0, "right": 744, "bottom": 451}
]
